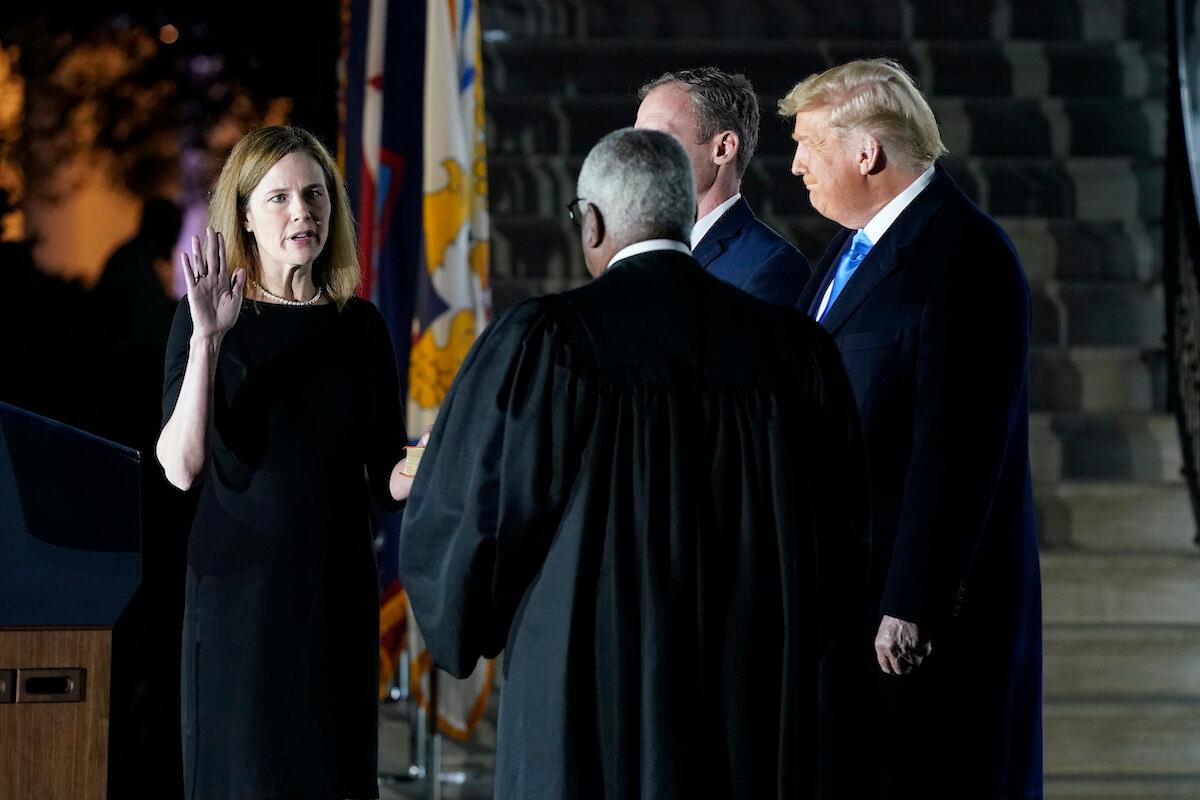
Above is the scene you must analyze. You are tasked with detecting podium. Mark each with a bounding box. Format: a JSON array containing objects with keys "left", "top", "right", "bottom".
[{"left": 0, "top": 402, "right": 141, "bottom": 800}]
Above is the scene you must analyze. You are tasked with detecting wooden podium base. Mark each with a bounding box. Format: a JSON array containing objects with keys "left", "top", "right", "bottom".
[{"left": 0, "top": 627, "right": 112, "bottom": 800}]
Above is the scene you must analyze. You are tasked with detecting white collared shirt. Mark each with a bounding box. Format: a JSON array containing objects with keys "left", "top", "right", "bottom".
[
  {"left": 606, "top": 238, "right": 692, "bottom": 271},
  {"left": 689, "top": 192, "right": 742, "bottom": 249},
  {"left": 815, "top": 165, "right": 936, "bottom": 320}
]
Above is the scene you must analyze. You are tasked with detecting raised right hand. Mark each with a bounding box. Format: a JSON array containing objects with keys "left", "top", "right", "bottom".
[{"left": 183, "top": 227, "right": 246, "bottom": 340}]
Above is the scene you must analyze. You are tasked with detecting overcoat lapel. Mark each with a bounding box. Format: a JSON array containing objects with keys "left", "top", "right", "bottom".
[{"left": 809, "top": 165, "right": 958, "bottom": 335}]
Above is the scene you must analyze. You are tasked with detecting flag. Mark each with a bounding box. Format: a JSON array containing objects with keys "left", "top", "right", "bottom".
[
  {"left": 409, "top": 0, "right": 491, "bottom": 432},
  {"left": 406, "top": 0, "right": 494, "bottom": 741},
  {"left": 340, "top": 0, "right": 493, "bottom": 740},
  {"left": 339, "top": 0, "right": 424, "bottom": 704}
]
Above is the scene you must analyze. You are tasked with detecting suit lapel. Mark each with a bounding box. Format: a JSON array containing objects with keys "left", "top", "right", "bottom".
[
  {"left": 692, "top": 196, "right": 753, "bottom": 269},
  {"left": 817, "top": 165, "right": 957, "bottom": 335}
]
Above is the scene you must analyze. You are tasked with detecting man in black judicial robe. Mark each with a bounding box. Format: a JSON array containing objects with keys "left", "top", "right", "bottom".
[
  {"left": 783, "top": 60, "right": 1042, "bottom": 798},
  {"left": 399, "top": 128, "right": 868, "bottom": 798}
]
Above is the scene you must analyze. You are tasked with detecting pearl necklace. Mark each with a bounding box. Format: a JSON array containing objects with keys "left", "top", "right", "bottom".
[{"left": 251, "top": 279, "right": 323, "bottom": 306}]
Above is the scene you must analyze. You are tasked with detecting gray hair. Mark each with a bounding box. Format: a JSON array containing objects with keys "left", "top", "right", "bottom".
[
  {"left": 576, "top": 128, "right": 696, "bottom": 243},
  {"left": 638, "top": 67, "right": 760, "bottom": 177}
]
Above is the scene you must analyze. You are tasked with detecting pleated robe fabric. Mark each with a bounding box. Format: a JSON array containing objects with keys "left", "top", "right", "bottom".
[{"left": 400, "top": 250, "right": 869, "bottom": 799}]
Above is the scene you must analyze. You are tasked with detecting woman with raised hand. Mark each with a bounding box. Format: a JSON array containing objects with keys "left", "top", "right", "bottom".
[{"left": 157, "top": 125, "right": 413, "bottom": 800}]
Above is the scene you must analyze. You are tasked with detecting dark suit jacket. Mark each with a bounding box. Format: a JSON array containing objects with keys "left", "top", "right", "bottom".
[
  {"left": 797, "top": 165, "right": 1042, "bottom": 797},
  {"left": 693, "top": 196, "right": 810, "bottom": 308}
]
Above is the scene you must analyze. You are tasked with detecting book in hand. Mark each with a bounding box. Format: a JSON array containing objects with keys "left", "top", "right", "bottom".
[{"left": 401, "top": 445, "right": 425, "bottom": 477}]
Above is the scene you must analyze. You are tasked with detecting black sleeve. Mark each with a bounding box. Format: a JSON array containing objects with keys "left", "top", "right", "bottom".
[
  {"left": 361, "top": 301, "right": 409, "bottom": 511},
  {"left": 161, "top": 298, "right": 193, "bottom": 428},
  {"left": 398, "top": 300, "right": 574, "bottom": 679}
]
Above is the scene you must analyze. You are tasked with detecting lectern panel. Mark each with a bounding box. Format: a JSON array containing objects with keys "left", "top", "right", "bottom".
[{"left": 0, "top": 628, "right": 111, "bottom": 800}]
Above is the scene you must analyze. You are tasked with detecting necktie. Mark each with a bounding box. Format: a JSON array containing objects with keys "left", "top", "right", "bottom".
[{"left": 818, "top": 230, "right": 873, "bottom": 322}]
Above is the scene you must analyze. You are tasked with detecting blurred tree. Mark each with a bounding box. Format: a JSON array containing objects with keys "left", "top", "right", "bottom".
[
  {"left": 0, "top": 0, "right": 339, "bottom": 229},
  {"left": 0, "top": 46, "right": 23, "bottom": 238}
]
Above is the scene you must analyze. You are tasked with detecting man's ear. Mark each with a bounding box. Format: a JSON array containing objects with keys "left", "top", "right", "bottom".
[
  {"left": 859, "top": 135, "right": 885, "bottom": 176},
  {"left": 712, "top": 130, "right": 739, "bottom": 168},
  {"left": 583, "top": 202, "right": 605, "bottom": 249}
]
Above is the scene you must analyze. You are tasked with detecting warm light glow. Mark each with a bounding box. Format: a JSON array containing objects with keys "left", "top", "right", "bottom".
[
  {"left": 0, "top": 44, "right": 23, "bottom": 241},
  {"left": 159, "top": 24, "right": 179, "bottom": 45}
]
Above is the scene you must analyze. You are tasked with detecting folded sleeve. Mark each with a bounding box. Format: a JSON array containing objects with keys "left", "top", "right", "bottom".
[{"left": 398, "top": 299, "right": 577, "bottom": 678}]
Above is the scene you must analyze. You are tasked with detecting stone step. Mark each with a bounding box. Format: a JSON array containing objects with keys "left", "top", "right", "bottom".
[
  {"left": 491, "top": 208, "right": 1167, "bottom": 318},
  {"left": 489, "top": 215, "right": 1173, "bottom": 355},
  {"left": 488, "top": 94, "right": 1165, "bottom": 160},
  {"left": 1036, "top": 482, "right": 1193, "bottom": 552},
  {"left": 756, "top": 156, "right": 1165, "bottom": 224},
  {"left": 491, "top": 217, "right": 1167, "bottom": 352},
  {"left": 1001, "top": 219, "right": 1160, "bottom": 284},
  {"left": 485, "top": 0, "right": 1167, "bottom": 43},
  {"left": 1042, "top": 552, "right": 1200, "bottom": 625},
  {"left": 1030, "top": 280, "right": 1163, "bottom": 348},
  {"left": 1044, "top": 700, "right": 1200, "bottom": 777},
  {"left": 565, "top": 1, "right": 912, "bottom": 41},
  {"left": 1045, "top": 776, "right": 1200, "bottom": 799},
  {"left": 489, "top": 155, "right": 1165, "bottom": 224},
  {"left": 974, "top": 0, "right": 1161, "bottom": 43},
  {"left": 932, "top": 97, "right": 1165, "bottom": 160},
  {"left": 1030, "top": 413, "right": 1182, "bottom": 483},
  {"left": 1030, "top": 347, "right": 1165, "bottom": 413},
  {"left": 1044, "top": 624, "right": 1200, "bottom": 700},
  {"left": 491, "top": 205, "right": 1166, "bottom": 308},
  {"left": 484, "top": 39, "right": 1166, "bottom": 100},
  {"left": 491, "top": 212, "right": 576, "bottom": 276}
]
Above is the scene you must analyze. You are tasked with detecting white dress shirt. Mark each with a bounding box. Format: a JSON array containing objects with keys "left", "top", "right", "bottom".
[
  {"left": 606, "top": 238, "right": 693, "bottom": 271},
  {"left": 815, "top": 165, "right": 936, "bottom": 320},
  {"left": 689, "top": 193, "right": 743, "bottom": 249}
]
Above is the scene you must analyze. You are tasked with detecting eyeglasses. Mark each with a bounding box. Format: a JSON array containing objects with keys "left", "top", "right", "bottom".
[{"left": 566, "top": 197, "right": 588, "bottom": 228}]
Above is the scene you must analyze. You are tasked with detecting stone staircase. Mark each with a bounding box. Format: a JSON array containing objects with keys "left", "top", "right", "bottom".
[{"left": 477, "top": 1, "right": 1200, "bottom": 796}]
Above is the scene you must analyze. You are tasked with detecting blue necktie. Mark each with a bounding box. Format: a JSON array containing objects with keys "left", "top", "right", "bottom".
[{"left": 818, "top": 230, "right": 872, "bottom": 322}]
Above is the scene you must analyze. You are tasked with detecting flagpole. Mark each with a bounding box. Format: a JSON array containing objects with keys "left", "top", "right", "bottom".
[{"left": 426, "top": 668, "right": 442, "bottom": 800}]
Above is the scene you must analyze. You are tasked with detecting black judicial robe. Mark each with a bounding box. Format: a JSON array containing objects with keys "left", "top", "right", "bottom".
[{"left": 400, "top": 249, "right": 868, "bottom": 799}]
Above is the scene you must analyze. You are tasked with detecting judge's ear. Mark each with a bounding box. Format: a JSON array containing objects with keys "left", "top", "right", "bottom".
[
  {"left": 580, "top": 202, "right": 609, "bottom": 277},
  {"left": 583, "top": 202, "right": 605, "bottom": 250},
  {"left": 858, "top": 135, "right": 885, "bottom": 176},
  {"left": 712, "top": 130, "right": 739, "bottom": 168}
]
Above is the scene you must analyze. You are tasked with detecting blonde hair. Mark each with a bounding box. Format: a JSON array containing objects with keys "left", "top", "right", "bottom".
[
  {"left": 209, "top": 126, "right": 360, "bottom": 309},
  {"left": 778, "top": 58, "right": 947, "bottom": 173}
]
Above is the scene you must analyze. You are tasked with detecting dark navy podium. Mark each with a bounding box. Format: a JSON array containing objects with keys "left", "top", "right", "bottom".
[{"left": 0, "top": 401, "right": 141, "bottom": 800}]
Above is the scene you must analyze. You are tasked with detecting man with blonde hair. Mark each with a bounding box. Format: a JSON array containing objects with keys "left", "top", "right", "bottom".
[{"left": 782, "top": 58, "right": 1042, "bottom": 797}]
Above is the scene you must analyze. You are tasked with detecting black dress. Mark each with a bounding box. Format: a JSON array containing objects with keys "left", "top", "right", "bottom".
[
  {"left": 162, "top": 296, "right": 405, "bottom": 800},
  {"left": 399, "top": 251, "right": 870, "bottom": 798}
]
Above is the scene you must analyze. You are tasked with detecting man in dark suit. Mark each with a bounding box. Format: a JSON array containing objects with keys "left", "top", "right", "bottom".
[
  {"left": 399, "top": 128, "right": 868, "bottom": 798},
  {"left": 635, "top": 67, "right": 810, "bottom": 308},
  {"left": 782, "top": 59, "right": 1042, "bottom": 798}
]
